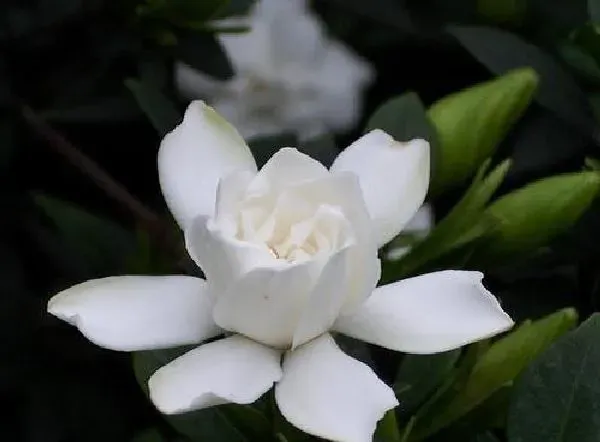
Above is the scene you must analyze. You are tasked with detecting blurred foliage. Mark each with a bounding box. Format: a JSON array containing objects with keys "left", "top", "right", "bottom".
[{"left": 3, "top": 0, "right": 600, "bottom": 441}]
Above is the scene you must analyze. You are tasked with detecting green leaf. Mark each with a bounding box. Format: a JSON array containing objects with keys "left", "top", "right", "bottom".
[
  {"left": 476, "top": 171, "right": 600, "bottom": 265},
  {"left": 507, "top": 313, "right": 600, "bottom": 442},
  {"left": 33, "top": 193, "right": 136, "bottom": 277},
  {"left": 395, "top": 350, "right": 461, "bottom": 419},
  {"left": 381, "top": 159, "right": 510, "bottom": 282},
  {"left": 375, "top": 410, "right": 402, "bottom": 442},
  {"left": 557, "top": 43, "right": 600, "bottom": 86},
  {"left": 174, "top": 31, "right": 234, "bottom": 80},
  {"left": 427, "top": 68, "right": 537, "bottom": 194},
  {"left": 449, "top": 26, "right": 596, "bottom": 136},
  {"left": 589, "top": 0, "right": 600, "bottom": 22},
  {"left": 477, "top": 0, "right": 527, "bottom": 25},
  {"left": 366, "top": 92, "right": 439, "bottom": 144},
  {"left": 126, "top": 78, "right": 181, "bottom": 136},
  {"left": 410, "top": 308, "right": 578, "bottom": 441}
]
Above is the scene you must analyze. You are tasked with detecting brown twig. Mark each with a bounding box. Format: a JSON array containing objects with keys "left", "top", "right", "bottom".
[{"left": 21, "top": 105, "right": 193, "bottom": 271}]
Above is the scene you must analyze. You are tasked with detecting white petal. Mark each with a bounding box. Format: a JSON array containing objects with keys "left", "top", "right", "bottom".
[
  {"left": 275, "top": 334, "right": 398, "bottom": 442},
  {"left": 334, "top": 271, "right": 514, "bottom": 354},
  {"left": 291, "top": 243, "right": 352, "bottom": 349},
  {"left": 331, "top": 130, "right": 430, "bottom": 248},
  {"left": 282, "top": 172, "right": 381, "bottom": 312},
  {"left": 247, "top": 147, "right": 329, "bottom": 196},
  {"left": 48, "top": 276, "right": 219, "bottom": 351},
  {"left": 158, "top": 100, "right": 257, "bottom": 229},
  {"left": 149, "top": 335, "right": 282, "bottom": 414},
  {"left": 212, "top": 258, "right": 321, "bottom": 348},
  {"left": 185, "top": 216, "right": 275, "bottom": 295}
]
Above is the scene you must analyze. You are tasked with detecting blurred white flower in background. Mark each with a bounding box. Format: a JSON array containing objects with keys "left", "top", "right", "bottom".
[
  {"left": 175, "top": 0, "right": 374, "bottom": 140},
  {"left": 386, "top": 204, "right": 434, "bottom": 260}
]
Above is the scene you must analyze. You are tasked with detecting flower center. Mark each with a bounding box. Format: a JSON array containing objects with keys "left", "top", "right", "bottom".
[{"left": 236, "top": 202, "right": 349, "bottom": 263}]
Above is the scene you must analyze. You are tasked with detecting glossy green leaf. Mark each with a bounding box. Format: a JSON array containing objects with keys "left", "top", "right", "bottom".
[
  {"left": 375, "top": 410, "right": 402, "bottom": 442},
  {"left": 366, "top": 92, "right": 438, "bottom": 144},
  {"left": 557, "top": 43, "right": 600, "bottom": 85},
  {"left": 477, "top": 171, "right": 600, "bottom": 264},
  {"left": 126, "top": 78, "right": 181, "bottom": 136},
  {"left": 395, "top": 350, "right": 461, "bottom": 418},
  {"left": 589, "top": 0, "right": 600, "bottom": 22},
  {"left": 427, "top": 68, "right": 537, "bottom": 194},
  {"left": 508, "top": 313, "right": 600, "bottom": 442},
  {"left": 478, "top": 0, "right": 527, "bottom": 25},
  {"left": 174, "top": 31, "right": 234, "bottom": 80},
  {"left": 410, "top": 308, "right": 578, "bottom": 440},
  {"left": 449, "top": 26, "right": 595, "bottom": 136}
]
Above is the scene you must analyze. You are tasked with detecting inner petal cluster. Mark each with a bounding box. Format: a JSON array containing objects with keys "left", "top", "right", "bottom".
[{"left": 234, "top": 192, "right": 353, "bottom": 263}]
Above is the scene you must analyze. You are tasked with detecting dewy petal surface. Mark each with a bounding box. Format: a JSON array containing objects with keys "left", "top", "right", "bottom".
[
  {"left": 331, "top": 130, "right": 430, "bottom": 248},
  {"left": 158, "top": 100, "right": 257, "bottom": 229},
  {"left": 275, "top": 334, "right": 398, "bottom": 442},
  {"left": 48, "top": 276, "right": 219, "bottom": 351},
  {"left": 149, "top": 335, "right": 282, "bottom": 414},
  {"left": 334, "top": 271, "right": 514, "bottom": 354}
]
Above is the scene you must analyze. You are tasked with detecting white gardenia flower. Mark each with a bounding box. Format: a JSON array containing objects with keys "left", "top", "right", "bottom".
[
  {"left": 175, "top": 0, "right": 373, "bottom": 140},
  {"left": 47, "top": 101, "right": 514, "bottom": 442}
]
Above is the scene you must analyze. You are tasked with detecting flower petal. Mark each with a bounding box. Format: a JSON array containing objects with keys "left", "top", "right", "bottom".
[
  {"left": 149, "top": 335, "right": 282, "bottom": 414},
  {"left": 212, "top": 258, "right": 319, "bottom": 348},
  {"left": 334, "top": 271, "right": 514, "bottom": 354},
  {"left": 158, "top": 100, "right": 257, "bottom": 229},
  {"left": 247, "top": 147, "right": 329, "bottom": 196},
  {"left": 275, "top": 334, "right": 398, "bottom": 442},
  {"left": 48, "top": 276, "right": 219, "bottom": 351},
  {"left": 283, "top": 172, "right": 381, "bottom": 312},
  {"left": 185, "top": 216, "right": 275, "bottom": 296},
  {"left": 291, "top": 243, "right": 352, "bottom": 349},
  {"left": 331, "top": 130, "right": 430, "bottom": 248}
]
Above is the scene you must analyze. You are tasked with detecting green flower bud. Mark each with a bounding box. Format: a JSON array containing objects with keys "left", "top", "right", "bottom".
[
  {"left": 428, "top": 68, "right": 538, "bottom": 195},
  {"left": 481, "top": 171, "right": 600, "bottom": 262}
]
